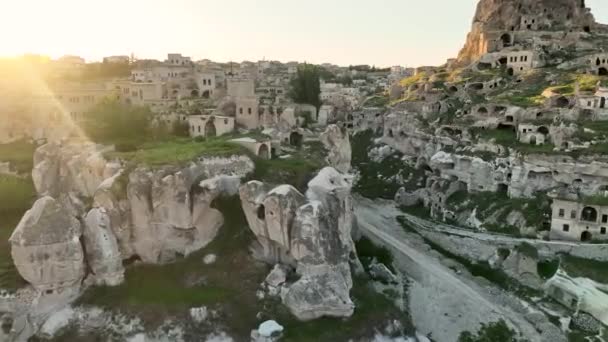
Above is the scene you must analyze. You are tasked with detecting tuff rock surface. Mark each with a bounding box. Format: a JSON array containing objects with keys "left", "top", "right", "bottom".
[
  {"left": 320, "top": 124, "right": 352, "bottom": 173},
  {"left": 83, "top": 208, "right": 125, "bottom": 286},
  {"left": 240, "top": 167, "right": 357, "bottom": 320},
  {"left": 9, "top": 196, "right": 85, "bottom": 292}
]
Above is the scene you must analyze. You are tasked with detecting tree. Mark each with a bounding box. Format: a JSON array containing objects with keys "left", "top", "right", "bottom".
[
  {"left": 288, "top": 64, "right": 321, "bottom": 109},
  {"left": 82, "top": 99, "right": 153, "bottom": 144}
]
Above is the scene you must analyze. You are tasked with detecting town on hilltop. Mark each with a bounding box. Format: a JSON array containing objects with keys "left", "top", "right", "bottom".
[{"left": 3, "top": 0, "right": 608, "bottom": 341}]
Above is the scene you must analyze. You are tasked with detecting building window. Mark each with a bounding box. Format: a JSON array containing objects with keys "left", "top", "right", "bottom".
[
  {"left": 603, "top": 214, "right": 608, "bottom": 223},
  {"left": 563, "top": 224, "right": 570, "bottom": 232},
  {"left": 571, "top": 210, "right": 577, "bottom": 219},
  {"left": 239, "top": 108, "right": 243, "bottom": 114},
  {"left": 198, "top": 126, "right": 201, "bottom": 133},
  {"left": 602, "top": 227, "right": 607, "bottom": 235},
  {"left": 558, "top": 209, "right": 565, "bottom": 218},
  {"left": 248, "top": 108, "right": 252, "bottom": 115}
]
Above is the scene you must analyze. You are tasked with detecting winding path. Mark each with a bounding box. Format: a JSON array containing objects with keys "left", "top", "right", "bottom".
[{"left": 354, "top": 196, "right": 561, "bottom": 342}]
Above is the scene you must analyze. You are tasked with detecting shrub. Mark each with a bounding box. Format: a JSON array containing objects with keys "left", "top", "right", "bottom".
[{"left": 355, "top": 236, "right": 395, "bottom": 272}]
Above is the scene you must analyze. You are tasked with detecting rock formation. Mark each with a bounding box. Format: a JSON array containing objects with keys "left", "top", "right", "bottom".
[
  {"left": 240, "top": 167, "right": 357, "bottom": 320},
  {"left": 9, "top": 196, "right": 85, "bottom": 292},
  {"left": 457, "top": 0, "right": 597, "bottom": 64},
  {"left": 83, "top": 208, "right": 125, "bottom": 286},
  {"left": 32, "top": 141, "right": 120, "bottom": 199},
  {"left": 320, "top": 124, "right": 352, "bottom": 173}
]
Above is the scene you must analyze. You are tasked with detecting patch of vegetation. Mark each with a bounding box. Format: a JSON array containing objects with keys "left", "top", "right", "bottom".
[
  {"left": 399, "top": 204, "right": 432, "bottom": 220},
  {"left": 515, "top": 242, "right": 539, "bottom": 259},
  {"left": 288, "top": 64, "right": 321, "bottom": 109},
  {"left": 351, "top": 130, "right": 425, "bottom": 199},
  {"left": 458, "top": 320, "right": 527, "bottom": 342},
  {"left": 0, "top": 175, "right": 35, "bottom": 291},
  {"left": 560, "top": 254, "right": 608, "bottom": 284},
  {"left": 0, "top": 139, "right": 36, "bottom": 174},
  {"left": 355, "top": 236, "right": 395, "bottom": 273},
  {"left": 489, "top": 69, "right": 549, "bottom": 107},
  {"left": 445, "top": 190, "right": 550, "bottom": 235},
  {"left": 78, "top": 196, "right": 268, "bottom": 336},
  {"left": 252, "top": 141, "right": 324, "bottom": 192},
  {"left": 364, "top": 95, "right": 389, "bottom": 107},
  {"left": 399, "top": 72, "right": 427, "bottom": 88},
  {"left": 397, "top": 217, "right": 542, "bottom": 298},
  {"left": 106, "top": 137, "right": 248, "bottom": 167},
  {"left": 82, "top": 99, "right": 155, "bottom": 145},
  {"left": 277, "top": 275, "right": 413, "bottom": 341},
  {"left": 537, "top": 259, "right": 560, "bottom": 280}
]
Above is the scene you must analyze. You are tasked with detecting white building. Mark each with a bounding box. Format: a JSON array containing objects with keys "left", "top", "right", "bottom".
[
  {"left": 166, "top": 53, "right": 192, "bottom": 66},
  {"left": 188, "top": 115, "right": 234, "bottom": 138},
  {"left": 550, "top": 190, "right": 608, "bottom": 242}
]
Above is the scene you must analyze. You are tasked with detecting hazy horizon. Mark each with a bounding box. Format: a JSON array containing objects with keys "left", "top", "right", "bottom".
[{"left": 2, "top": 0, "right": 608, "bottom": 68}]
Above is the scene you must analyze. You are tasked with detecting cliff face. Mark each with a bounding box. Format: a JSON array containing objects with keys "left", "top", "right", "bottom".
[
  {"left": 457, "top": 0, "right": 596, "bottom": 64},
  {"left": 11, "top": 142, "right": 256, "bottom": 292}
]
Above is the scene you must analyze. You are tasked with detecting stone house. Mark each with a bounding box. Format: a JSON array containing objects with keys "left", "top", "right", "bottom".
[
  {"left": 230, "top": 138, "right": 272, "bottom": 159},
  {"left": 517, "top": 123, "right": 549, "bottom": 145},
  {"left": 188, "top": 115, "right": 234, "bottom": 138},
  {"left": 550, "top": 190, "right": 608, "bottom": 242}
]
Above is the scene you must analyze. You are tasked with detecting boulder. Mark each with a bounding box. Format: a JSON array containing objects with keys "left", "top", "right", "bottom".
[
  {"left": 265, "top": 264, "right": 288, "bottom": 288},
  {"left": 251, "top": 320, "right": 284, "bottom": 342},
  {"left": 320, "top": 124, "right": 352, "bottom": 173},
  {"left": 9, "top": 196, "right": 85, "bottom": 292},
  {"left": 83, "top": 208, "right": 125, "bottom": 286},
  {"left": 369, "top": 263, "right": 398, "bottom": 284}
]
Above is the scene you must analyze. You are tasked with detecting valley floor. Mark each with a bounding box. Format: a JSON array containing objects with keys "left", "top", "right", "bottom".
[{"left": 355, "top": 196, "right": 565, "bottom": 342}]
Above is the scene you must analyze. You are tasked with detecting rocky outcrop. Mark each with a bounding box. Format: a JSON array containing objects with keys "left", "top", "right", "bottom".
[
  {"left": 9, "top": 196, "right": 85, "bottom": 292},
  {"left": 240, "top": 167, "right": 356, "bottom": 321},
  {"left": 32, "top": 141, "right": 120, "bottom": 199},
  {"left": 126, "top": 156, "right": 254, "bottom": 263},
  {"left": 29, "top": 141, "right": 255, "bottom": 265},
  {"left": 83, "top": 208, "right": 125, "bottom": 286},
  {"left": 320, "top": 124, "right": 352, "bottom": 173},
  {"left": 457, "top": 0, "right": 597, "bottom": 65}
]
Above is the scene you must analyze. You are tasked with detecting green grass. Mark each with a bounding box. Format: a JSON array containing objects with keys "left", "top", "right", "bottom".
[
  {"left": 77, "top": 195, "right": 413, "bottom": 340},
  {"left": 0, "top": 140, "right": 35, "bottom": 174},
  {"left": 277, "top": 275, "right": 413, "bottom": 342},
  {"left": 560, "top": 254, "right": 608, "bottom": 284},
  {"left": 537, "top": 259, "right": 560, "bottom": 280},
  {"left": 446, "top": 190, "right": 550, "bottom": 235},
  {"left": 253, "top": 157, "right": 321, "bottom": 192},
  {"left": 78, "top": 196, "right": 269, "bottom": 336},
  {"left": 397, "top": 217, "right": 542, "bottom": 298},
  {"left": 352, "top": 130, "right": 425, "bottom": 200},
  {"left": 105, "top": 137, "right": 249, "bottom": 166},
  {"left": 458, "top": 320, "right": 524, "bottom": 342},
  {"left": 399, "top": 72, "right": 427, "bottom": 88},
  {"left": 355, "top": 236, "right": 395, "bottom": 273}
]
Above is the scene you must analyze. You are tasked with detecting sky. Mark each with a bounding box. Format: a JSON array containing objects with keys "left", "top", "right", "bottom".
[{"left": 2, "top": 0, "right": 607, "bottom": 67}]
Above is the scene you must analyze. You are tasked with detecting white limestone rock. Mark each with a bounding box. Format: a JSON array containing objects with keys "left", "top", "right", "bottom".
[
  {"left": 189, "top": 306, "right": 209, "bottom": 323},
  {"left": 83, "top": 208, "right": 125, "bottom": 286},
  {"left": 9, "top": 196, "right": 85, "bottom": 292},
  {"left": 251, "top": 320, "right": 284, "bottom": 341},
  {"left": 320, "top": 124, "right": 352, "bottom": 173},
  {"left": 203, "top": 254, "right": 217, "bottom": 265},
  {"left": 240, "top": 167, "right": 357, "bottom": 321},
  {"left": 32, "top": 142, "right": 119, "bottom": 198},
  {"left": 265, "top": 264, "right": 288, "bottom": 288},
  {"left": 127, "top": 156, "right": 255, "bottom": 264}
]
